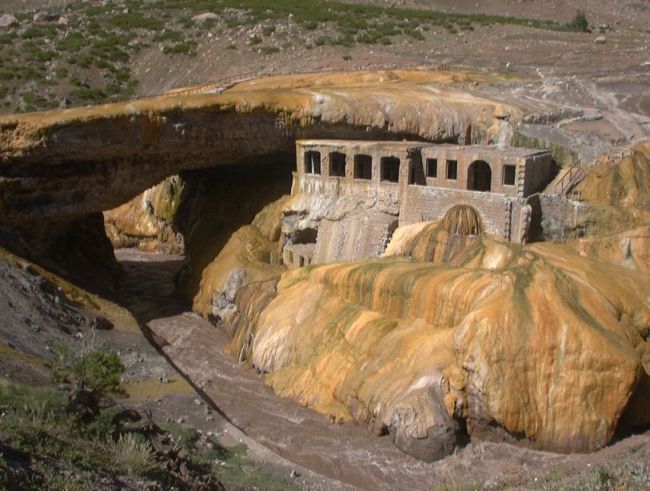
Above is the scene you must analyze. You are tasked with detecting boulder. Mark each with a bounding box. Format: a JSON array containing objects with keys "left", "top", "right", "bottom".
[
  {"left": 192, "top": 12, "right": 219, "bottom": 24},
  {"left": 33, "top": 11, "right": 60, "bottom": 23},
  {"left": 0, "top": 14, "right": 18, "bottom": 28}
]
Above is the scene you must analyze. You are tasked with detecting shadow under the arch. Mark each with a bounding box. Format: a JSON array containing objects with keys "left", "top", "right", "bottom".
[{"left": 114, "top": 250, "right": 190, "bottom": 325}]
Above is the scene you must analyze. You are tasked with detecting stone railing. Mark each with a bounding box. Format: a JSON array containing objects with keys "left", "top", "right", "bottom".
[{"left": 544, "top": 164, "right": 585, "bottom": 198}]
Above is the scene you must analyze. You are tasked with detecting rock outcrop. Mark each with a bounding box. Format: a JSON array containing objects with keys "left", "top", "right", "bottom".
[
  {"left": 224, "top": 226, "right": 649, "bottom": 459},
  {"left": 104, "top": 176, "right": 185, "bottom": 254},
  {"left": 0, "top": 70, "right": 518, "bottom": 223},
  {"left": 196, "top": 145, "right": 650, "bottom": 461}
]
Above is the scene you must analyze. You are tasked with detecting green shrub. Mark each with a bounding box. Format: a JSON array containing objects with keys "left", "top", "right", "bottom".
[
  {"left": 0, "top": 69, "right": 15, "bottom": 80},
  {"left": 154, "top": 29, "right": 183, "bottom": 41},
  {"left": 260, "top": 45, "right": 280, "bottom": 55},
  {"left": 302, "top": 20, "right": 319, "bottom": 30},
  {"left": 113, "top": 69, "right": 131, "bottom": 82},
  {"left": 114, "top": 434, "right": 156, "bottom": 476},
  {"left": 57, "top": 32, "right": 86, "bottom": 52},
  {"left": 566, "top": 9, "right": 589, "bottom": 32},
  {"left": 52, "top": 346, "right": 125, "bottom": 397},
  {"left": 54, "top": 67, "right": 70, "bottom": 79},
  {"left": 248, "top": 35, "right": 262, "bottom": 45},
  {"left": 0, "top": 381, "right": 66, "bottom": 415},
  {"left": 21, "top": 91, "right": 48, "bottom": 106},
  {"left": 109, "top": 12, "right": 163, "bottom": 31},
  {"left": 18, "top": 66, "right": 44, "bottom": 81},
  {"left": 0, "top": 32, "right": 15, "bottom": 44},
  {"left": 162, "top": 40, "right": 197, "bottom": 55},
  {"left": 21, "top": 26, "right": 58, "bottom": 39},
  {"left": 160, "top": 422, "right": 199, "bottom": 451},
  {"left": 407, "top": 30, "right": 425, "bottom": 40}
]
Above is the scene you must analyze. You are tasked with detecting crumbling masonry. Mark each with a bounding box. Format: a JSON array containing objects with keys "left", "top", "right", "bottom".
[{"left": 282, "top": 140, "right": 556, "bottom": 268}]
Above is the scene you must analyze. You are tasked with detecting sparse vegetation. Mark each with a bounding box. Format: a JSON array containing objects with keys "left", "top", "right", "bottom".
[
  {"left": 260, "top": 45, "right": 280, "bottom": 55},
  {"left": 0, "top": 366, "right": 296, "bottom": 489},
  {"left": 566, "top": 9, "right": 590, "bottom": 32},
  {"left": 162, "top": 40, "right": 198, "bottom": 55},
  {"left": 0, "top": 0, "right": 594, "bottom": 114}
]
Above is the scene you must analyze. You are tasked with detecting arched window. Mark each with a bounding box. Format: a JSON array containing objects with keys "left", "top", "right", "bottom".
[{"left": 467, "top": 160, "right": 492, "bottom": 192}]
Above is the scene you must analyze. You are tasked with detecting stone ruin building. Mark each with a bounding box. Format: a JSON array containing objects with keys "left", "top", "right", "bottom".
[{"left": 282, "top": 140, "right": 558, "bottom": 269}]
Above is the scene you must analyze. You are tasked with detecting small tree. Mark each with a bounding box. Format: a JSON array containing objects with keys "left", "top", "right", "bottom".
[
  {"left": 52, "top": 343, "right": 125, "bottom": 422},
  {"left": 568, "top": 9, "right": 589, "bottom": 32}
]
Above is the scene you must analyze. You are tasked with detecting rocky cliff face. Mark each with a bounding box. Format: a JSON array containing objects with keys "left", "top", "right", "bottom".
[
  {"left": 104, "top": 176, "right": 185, "bottom": 254},
  {"left": 569, "top": 143, "right": 650, "bottom": 271}
]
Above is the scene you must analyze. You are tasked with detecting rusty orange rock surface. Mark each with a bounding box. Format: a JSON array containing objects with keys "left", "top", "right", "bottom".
[{"left": 215, "top": 145, "right": 650, "bottom": 457}]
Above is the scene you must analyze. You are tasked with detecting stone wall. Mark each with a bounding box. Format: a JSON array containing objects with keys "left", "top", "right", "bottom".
[
  {"left": 293, "top": 142, "right": 558, "bottom": 251},
  {"left": 400, "top": 185, "right": 526, "bottom": 240},
  {"left": 419, "top": 147, "right": 527, "bottom": 197},
  {"left": 298, "top": 173, "right": 401, "bottom": 209},
  {"left": 524, "top": 153, "right": 556, "bottom": 197},
  {"left": 297, "top": 141, "right": 554, "bottom": 202},
  {"left": 313, "top": 210, "right": 398, "bottom": 264},
  {"left": 531, "top": 195, "right": 589, "bottom": 242}
]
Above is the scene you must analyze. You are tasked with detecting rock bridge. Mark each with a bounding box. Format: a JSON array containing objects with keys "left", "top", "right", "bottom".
[{"left": 0, "top": 71, "right": 521, "bottom": 284}]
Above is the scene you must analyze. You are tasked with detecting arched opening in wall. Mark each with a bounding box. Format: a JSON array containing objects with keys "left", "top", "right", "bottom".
[
  {"left": 381, "top": 157, "right": 400, "bottom": 183},
  {"left": 354, "top": 154, "right": 372, "bottom": 180},
  {"left": 304, "top": 151, "right": 321, "bottom": 174},
  {"left": 329, "top": 152, "right": 346, "bottom": 177},
  {"left": 467, "top": 160, "right": 492, "bottom": 192}
]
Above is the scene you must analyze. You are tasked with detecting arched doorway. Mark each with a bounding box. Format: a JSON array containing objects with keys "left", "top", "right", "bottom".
[{"left": 467, "top": 160, "right": 492, "bottom": 192}]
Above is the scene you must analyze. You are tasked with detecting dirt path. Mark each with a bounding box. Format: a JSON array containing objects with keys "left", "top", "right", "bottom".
[{"left": 115, "top": 249, "right": 650, "bottom": 490}]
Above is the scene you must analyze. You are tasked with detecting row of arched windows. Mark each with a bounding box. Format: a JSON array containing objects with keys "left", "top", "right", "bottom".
[{"left": 304, "top": 151, "right": 517, "bottom": 192}]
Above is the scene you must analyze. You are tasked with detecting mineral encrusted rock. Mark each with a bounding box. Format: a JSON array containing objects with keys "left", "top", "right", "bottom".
[{"left": 210, "top": 146, "right": 650, "bottom": 460}]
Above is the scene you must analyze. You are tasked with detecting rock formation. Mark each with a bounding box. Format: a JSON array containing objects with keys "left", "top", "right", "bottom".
[
  {"left": 0, "top": 70, "right": 648, "bottom": 463},
  {"left": 0, "top": 70, "right": 519, "bottom": 288},
  {"left": 104, "top": 176, "right": 185, "bottom": 254},
  {"left": 195, "top": 144, "right": 650, "bottom": 461}
]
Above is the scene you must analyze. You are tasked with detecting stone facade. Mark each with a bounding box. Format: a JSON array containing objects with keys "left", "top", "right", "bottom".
[{"left": 290, "top": 140, "right": 554, "bottom": 256}]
